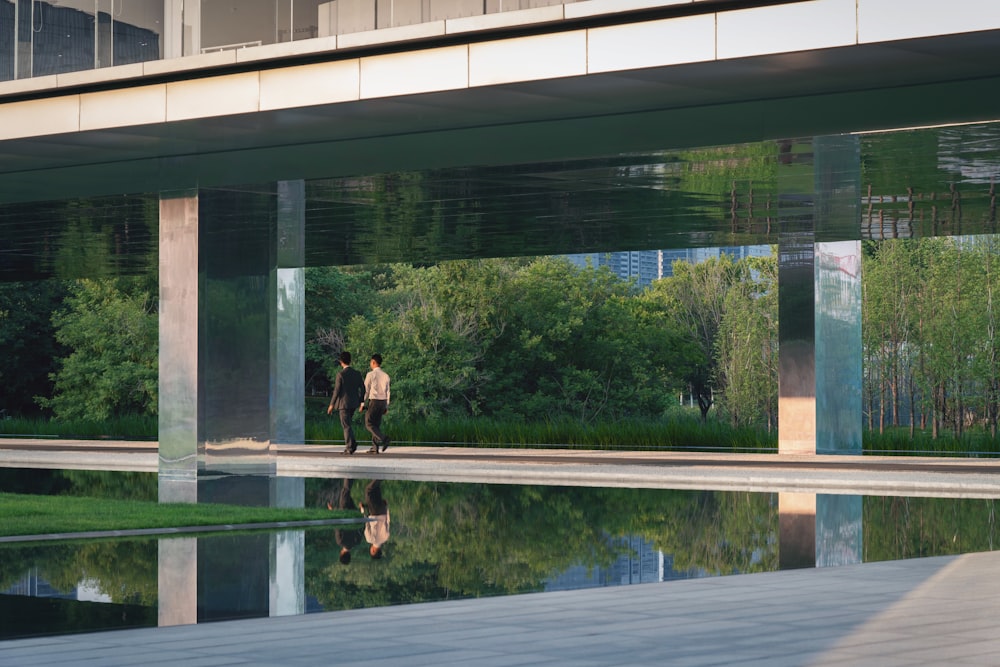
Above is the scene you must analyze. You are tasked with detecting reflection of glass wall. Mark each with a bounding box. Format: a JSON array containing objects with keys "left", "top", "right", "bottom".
[
  {"left": 1, "top": 0, "right": 588, "bottom": 82},
  {"left": 565, "top": 245, "right": 771, "bottom": 288}
]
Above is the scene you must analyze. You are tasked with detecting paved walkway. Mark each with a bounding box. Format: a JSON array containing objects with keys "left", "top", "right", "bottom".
[
  {"left": 2, "top": 551, "right": 999, "bottom": 666},
  {"left": 2, "top": 439, "right": 1000, "bottom": 498}
]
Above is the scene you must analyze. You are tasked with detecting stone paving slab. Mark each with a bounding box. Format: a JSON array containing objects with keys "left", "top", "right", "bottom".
[
  {"left": 2, "top": 551, "right": 999, "bottom": 666},
  {"left": 2, "top": 439, "right": 999, "bottom": 497}
]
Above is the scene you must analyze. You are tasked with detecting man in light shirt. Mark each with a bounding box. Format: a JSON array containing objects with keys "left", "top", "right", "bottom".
[
  {"left": 361, "top": 353, "right": 391, "bottom": 454},
  {"left": 360, "top": 479, "right": 390, "bottom": 559}
]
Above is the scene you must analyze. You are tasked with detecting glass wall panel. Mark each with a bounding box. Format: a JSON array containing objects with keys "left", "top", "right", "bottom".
[
  {"left": 200, "top": 0, "right": 274, "bottom": 52},
  {"left": 0, "top": 0, "right": 161, "bottom": 80},
  {"left": 0, "top": 1, "right": 12, "bottom": 80}
]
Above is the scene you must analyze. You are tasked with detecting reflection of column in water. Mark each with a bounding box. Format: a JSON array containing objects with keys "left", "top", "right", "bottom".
[
  {"left": 816, "top": 494, "right": 862, "bottom": 568},
  {"left": 198, "top": 534, "right": 270, "bottom": 622},
  {"left": 158, "top": 537, "right": 197, "bottom": 627},
  {"left": 779, "top": 493, "right": 863, "bottom": 570},
  {"left": 779, "top": 492, "right": 815, "bottom": 570},
  {"left": 270, "top": 530, "right": 305, "bottom": 617},
  {"left": 158, "top": 530, "right": 305, "bottom": 625}
]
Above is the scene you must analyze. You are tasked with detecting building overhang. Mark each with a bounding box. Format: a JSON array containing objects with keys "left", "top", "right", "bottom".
[{"left": 1, "top": 1, "right": 1000, "bottom": 204}]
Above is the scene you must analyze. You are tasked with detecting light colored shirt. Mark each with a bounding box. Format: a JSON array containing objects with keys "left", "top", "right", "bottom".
[
  {"left": 364, "top": 366, "right": 391, "bottom": 405},
  {"left": 365, "top": 510, "right": 390, "bottom": 549}
]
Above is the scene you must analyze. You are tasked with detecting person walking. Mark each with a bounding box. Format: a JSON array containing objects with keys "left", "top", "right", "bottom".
[
  {"left": 327, "top": 351, "right": 365, "bottom": 455},
  {"left": 326, "top": 478, "right": 362, "bottom": 565},
  {"left": 361, "top": 353, "right": 391, "bottom": 454},
  {"left": 360, "top": 479, "right": 390, "bottom": 559}
]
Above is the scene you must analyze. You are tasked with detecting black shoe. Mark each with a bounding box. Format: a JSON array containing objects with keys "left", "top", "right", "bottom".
[
  {"left": 366, "top": 446, "right": 379, "bottom": 454},
  {"left": 342, "top": 449, "right": 355, "bottom": 455},
  {"left": 379, "top": 438, "right": 390, "bottom": 453}
]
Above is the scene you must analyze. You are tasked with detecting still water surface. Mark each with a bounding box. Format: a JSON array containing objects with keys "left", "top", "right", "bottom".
[{"left": 1, "top": 470, "right": 997, "bottom": 640}]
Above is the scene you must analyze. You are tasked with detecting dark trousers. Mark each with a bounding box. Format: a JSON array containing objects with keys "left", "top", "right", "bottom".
[
  {"left": 364, "top": 399, "right": 388, "bottom": 446},
  {"left": 363, "top": 479, "right": 387, "bottom": 515},
  {"left": 339, "top": 408, "right": 358, "bottom": 451}
]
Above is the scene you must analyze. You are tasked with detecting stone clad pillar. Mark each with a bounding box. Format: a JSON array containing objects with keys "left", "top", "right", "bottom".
[
  {"left": 270, "top": 182, "right": 306, "bottom": 614},
  {"left": 814, "top": 137, "right": 862, "bottom": 455},
  {"left": 272, "top": 180, "right": 306, "bottom": 451},
  {"left": 159, "top": 190, "right": 200, "bottom": 503},
  {"left": 777, "top": 136, "right": 862, "bottom": 455},
  {"left": 159, "top": 185, "right": 302, "bottom": 505},
  {"left": 272, "top": 181, "right": 306, "bottom": 509},
  {"left": 159, "top": 183, "right": 306, "bottom": 616}
]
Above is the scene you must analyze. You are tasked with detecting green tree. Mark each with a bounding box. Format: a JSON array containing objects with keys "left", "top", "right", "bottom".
[
  {"left": 37, "top": 277, "right": 157, "bottom": 420},
  {"left": 716, "top": 253, "right": 778, "bottom": 429},
  {"left": 346, "top": 264, "right": 496, "bottom": 421},
  {"left": 340, "top": 256, "right": 689, "bottom": 424},
  {"left": 488, "top": 257, "right": 643, "bottom": 421},
  {"left": 973, "top": 236, "right": 1000, "bottom": 436},
  {"left": 645, "top": 254, "right": 744, "bottom": 421},
  {"left": 862, "top": 239, "right": 922, "bottom": 433},
  {"left": 304, "top": 265, "right": 380, "bottom": 397}
]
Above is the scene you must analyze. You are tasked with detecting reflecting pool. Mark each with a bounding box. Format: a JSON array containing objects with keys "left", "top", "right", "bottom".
[{"left": 1, "top": 471, "right": 998, "bottom": 640}]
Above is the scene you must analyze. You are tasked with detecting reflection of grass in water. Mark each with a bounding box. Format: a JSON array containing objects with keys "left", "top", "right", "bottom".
[
  {"left": 0, "top": 492, "right": 355, "bottom": 538},
  {"left": 307, "top": 412, "right": 778, "bottom": 452}
]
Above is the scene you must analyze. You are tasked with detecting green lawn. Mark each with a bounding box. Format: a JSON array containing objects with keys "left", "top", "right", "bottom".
[{"left": 0, "top": 492, "right": 358, "bottom": 539}]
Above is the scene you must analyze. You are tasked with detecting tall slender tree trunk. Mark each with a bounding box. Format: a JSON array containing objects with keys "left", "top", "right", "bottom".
[
  {"left": 932, "top": 382, "right": 941, "bottom": 439},
  {"left": 879, "top": 362, "right": 886, "bottom": 434},
  {"left": 908, "top": 374, "right": 916, "bottom": 438},
  {"left": 955, "top": 378, "right": 964, "bottom": 439},
  {"left": 890, "top": 352, "right": 900, "bottom": 427}
]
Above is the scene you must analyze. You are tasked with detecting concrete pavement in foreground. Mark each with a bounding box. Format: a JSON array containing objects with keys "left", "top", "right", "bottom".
[{"left": 2, "top": 551, "right": 1000, "bottom": 666}]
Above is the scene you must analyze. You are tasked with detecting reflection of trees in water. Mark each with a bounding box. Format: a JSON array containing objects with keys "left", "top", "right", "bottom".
[
  {"left": 864, "top": 496, "right": 999, "bottom": 562},
  {"left": 4, "top": 486, "right": 998, "bottom": 618},
  {"left": 303, "top": 481, "right": 780, "bottom": 611},
  {"left": 0, "top": 539, "right": 158, "bottom": 607}
]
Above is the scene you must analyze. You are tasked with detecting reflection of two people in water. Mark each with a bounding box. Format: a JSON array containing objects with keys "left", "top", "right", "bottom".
[{"left": 327, "top": 478, "right": 390, "bottom": 563}]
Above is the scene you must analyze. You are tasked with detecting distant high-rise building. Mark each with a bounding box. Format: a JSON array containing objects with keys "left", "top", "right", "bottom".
[{"left": 544, "top": 535, "right": 702, "bottom": 592}]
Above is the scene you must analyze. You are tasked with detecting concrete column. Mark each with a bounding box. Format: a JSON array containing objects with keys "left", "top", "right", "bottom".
[
  {"left": 158, "top": 190, "right": 199, "bottom": 503},
  {"left": 158, "top": 187, "right": 279, "bottom": 505},
  {"left": 777, "top": 139, "right": 817, "bottom": 455},
  {"left": 814, "top": 136, "right": 863, "bottom": 455},
  {"left": 777, "top": 136, "right": 862, "bottom": 455},
  {"left": 273, "top": 180, "right": 306, "bottom": 508}
]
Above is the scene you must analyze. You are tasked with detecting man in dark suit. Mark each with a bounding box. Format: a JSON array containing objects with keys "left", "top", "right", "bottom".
[
  {"left": 327, "top": 351, "right": 365, "bottom": 454},
  {"left": 327, "top": 478, "right": 362, "bottom": 564}
]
